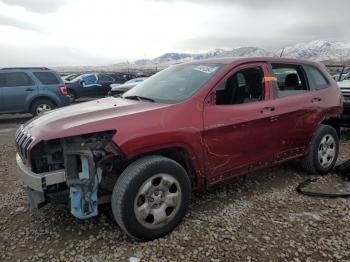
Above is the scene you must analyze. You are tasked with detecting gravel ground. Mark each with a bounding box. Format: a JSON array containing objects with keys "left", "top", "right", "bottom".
[{"left": 0, "top": 115, "right": 350, "bottom": 262}]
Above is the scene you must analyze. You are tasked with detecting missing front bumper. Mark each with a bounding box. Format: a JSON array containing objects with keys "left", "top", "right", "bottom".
[{"left": 16, "top": 153, "right": 66, "bottom": 192}]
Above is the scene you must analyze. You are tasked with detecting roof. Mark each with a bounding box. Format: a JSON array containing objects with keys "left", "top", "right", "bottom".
[
  {"left": 0, "top": 67, "right": 50, "bottom": 71},
  {"left": 183, "top": 57, "right": 322, "bottom": 67}
]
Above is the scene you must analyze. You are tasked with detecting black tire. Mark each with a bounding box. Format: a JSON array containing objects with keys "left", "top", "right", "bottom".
[
  {"left": 301, "top": 124, "right": 339, "bottom": 174},
  {"left": 67, "top": 89, "right": 77, "bottom": 102},
  {"left": 30, "top": 99, "right": 56, "bottom": 116},
  {"left": 111, "top": 155, "right": 191, "bottom": 240}
]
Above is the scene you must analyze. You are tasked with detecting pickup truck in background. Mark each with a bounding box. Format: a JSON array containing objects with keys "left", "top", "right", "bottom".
[{"left": 337, "top": 72, "right": 350, "bottom": 126}]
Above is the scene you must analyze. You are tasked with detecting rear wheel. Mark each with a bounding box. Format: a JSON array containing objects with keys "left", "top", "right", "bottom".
[
  {"left": 301, "top": 125, "right": 339, "bottom": 174},
  {"left": 30, "top": 99, "right": 55, "bottom": 116},
  {"left": 111, "top": 155, "right": 191, "bottom": 240}
]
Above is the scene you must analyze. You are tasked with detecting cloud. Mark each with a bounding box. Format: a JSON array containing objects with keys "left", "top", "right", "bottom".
[
  {"left": 0, "top": 0, "right": 349, "bottom": 65},
  {"left": 150, "top": 0, "right": 350, "bottom": 51},
  {"left": 0, "top": 14, "right": 41, "bottom": 31},
  {"left": 0, "top": 43, "right": 118, "bottom": 67},
  {"left": 0, "top": 0, "right": 67, "bottom": 13},
  {"left": 175, "top": 36, "right": 264, "bottom": 50},
  {"left": 282, "top": 24, "right": 349, "bottom": 43},
  {"left": 150, "top": 0, "right": 347, "bottom": 8}
]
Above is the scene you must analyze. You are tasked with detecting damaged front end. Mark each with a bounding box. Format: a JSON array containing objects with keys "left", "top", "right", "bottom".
[
  {"left": 28, "top": 130, "right": 122, "bottom": 219},
  {"left": 62, "top": 131, "right": 117, "bottom": 219}
]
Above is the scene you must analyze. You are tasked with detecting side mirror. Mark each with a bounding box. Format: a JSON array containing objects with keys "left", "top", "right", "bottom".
[{"left": 80, "top": 80, "right": 86, "bottom": 87}]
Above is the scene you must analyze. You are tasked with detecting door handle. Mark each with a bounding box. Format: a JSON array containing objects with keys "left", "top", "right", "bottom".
[
  {"left": 25, "top": 88, "right": 34, "bottom": 92},
  {"left": 270, "top": 115, "right": 279, "bottom": 122},
  {"left": 311, "top": 97, "right": 322, "bottom": 103},
  {"left": 260, "top": 107, "right": 275, "bottom": 114}
]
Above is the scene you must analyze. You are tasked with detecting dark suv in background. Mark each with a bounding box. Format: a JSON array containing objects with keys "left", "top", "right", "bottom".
[
  {"left": 0, "top": 67, "right": 70, "bottom": 116},
  {"left": 65, "top": 73, "right": 115, "bottom": 102}
]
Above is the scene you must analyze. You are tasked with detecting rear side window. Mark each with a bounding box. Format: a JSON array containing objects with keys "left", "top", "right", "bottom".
[
  {"left": 271, "top": 64, "right": 308, "bottom": 97},
  {"left": 82, "top": 74, "right": 98, "bottom": 87},
  {"left": 0, "top": 72, "right": 34, "bottom": 87},
  {"left": 33, "top": 72, "right": 60, "bottom": 85},
  {"left": 304, "top": 65, "right": 329, "bottom": 90},
  {"left": 98, "top": 74, "right": 114, "bottom": 82}
]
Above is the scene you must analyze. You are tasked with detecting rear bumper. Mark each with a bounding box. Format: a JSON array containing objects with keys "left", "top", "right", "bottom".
[
  {"left": 57, "top": 95, "right": 71, "bottom": 107},
  {"left": 16, "top": 153, "right": 66, "bottom": 192}
]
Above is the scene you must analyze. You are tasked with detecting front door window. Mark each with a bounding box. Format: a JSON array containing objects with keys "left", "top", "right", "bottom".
[{"left": 216, "top": 67, "right": 265, "bottom": 105}]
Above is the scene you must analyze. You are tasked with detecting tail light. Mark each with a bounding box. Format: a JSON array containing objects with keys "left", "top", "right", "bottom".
[{"left": 59, "top": 86, "right": 68, "bottom": 96}]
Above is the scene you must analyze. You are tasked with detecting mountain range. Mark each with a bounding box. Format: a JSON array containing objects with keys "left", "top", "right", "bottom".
[
  {"left": 129, "top": 40, "right": 350, "bottom": 68},
  {"left": 56, "top": 40, "right": 350, "bottom": 72},
  {"left": 278, "top": 40, "right": 350, "bottom": 61}
]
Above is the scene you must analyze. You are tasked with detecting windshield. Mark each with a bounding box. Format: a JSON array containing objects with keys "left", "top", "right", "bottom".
[{"left": 123, "top": 63, "right": 223, "bottom": 103}]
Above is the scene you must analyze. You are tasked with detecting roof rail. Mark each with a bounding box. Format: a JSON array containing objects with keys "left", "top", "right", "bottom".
[{"left": 1, "top": 67, "right": 50, "bottom": 70}]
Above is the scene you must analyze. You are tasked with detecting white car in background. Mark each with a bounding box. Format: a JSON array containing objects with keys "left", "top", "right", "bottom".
[{"left": 109, "top": 77, "right": 148, "bottom": 96}]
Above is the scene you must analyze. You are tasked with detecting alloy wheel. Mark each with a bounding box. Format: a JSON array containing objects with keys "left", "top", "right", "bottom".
[
  {"left": 134, "top": 174, "right": 182, "bottom": 229},
  {"left": 36, "top": 104, "right": 52, "bottom": 115},
  {"left": 317, "top": 134, "right": 336, "bottom": 168}
]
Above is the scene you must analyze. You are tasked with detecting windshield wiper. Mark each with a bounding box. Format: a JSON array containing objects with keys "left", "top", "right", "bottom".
[{"left": 123, "top": 95, "right": 155, "bottom": 102}]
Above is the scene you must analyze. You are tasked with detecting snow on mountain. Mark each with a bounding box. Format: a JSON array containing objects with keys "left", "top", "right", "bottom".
[
  {"left": 279, "top": 40, "right": 350, "bottom": 61},
  {"left": 223, "top": 47, "right": 275, "bottom": 58},
  {"left": 153, "top": 52, "right": 193, "bottom": 63},
  {"left": 125, "top": 40, "right": 350, "bottom": 69},
  {"left": 133, "top": 47, "right": 275, "bottom": 66}
]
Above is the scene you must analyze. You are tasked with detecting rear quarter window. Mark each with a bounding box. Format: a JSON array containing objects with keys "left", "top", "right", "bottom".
[
  {"left": 33, "top": 72, "right": 60, "bottom": 85},
  {"left": 304, "top": 65, "right": 329, "bottom": 90}
]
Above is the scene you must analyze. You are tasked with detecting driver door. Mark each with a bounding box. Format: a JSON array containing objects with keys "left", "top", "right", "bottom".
[
  {"left": 202, "top": 63, "right": 279, "bottom": 184},
  {"left": 81, "top": 74, "right": 100, "bottom": 97}
]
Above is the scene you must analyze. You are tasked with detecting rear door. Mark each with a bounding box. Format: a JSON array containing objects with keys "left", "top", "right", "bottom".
[
  {"left": 268, "top": 63, "right": 317, "bottom": 162},
  {"left": 202, "top": 63, "right": 279, "bottom": 184},
  {"left": 1, "top": 71, "right": 37, "bottom": 113}
]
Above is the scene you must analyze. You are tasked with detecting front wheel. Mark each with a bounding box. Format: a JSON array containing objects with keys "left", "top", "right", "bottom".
[
  {"left": 111, "top": 156, "right": 191, "bottom": 240},
  {"left": 301, "top": 125, "right": 339, "bottom": 174}
]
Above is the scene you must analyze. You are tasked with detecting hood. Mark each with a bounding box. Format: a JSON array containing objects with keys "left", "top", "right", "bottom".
[
  {"left": 23, "top": 97, "right": 169, "bottom": 141},
  {"left": 338, "top": 80, "right": 350, "bottom": 89}
]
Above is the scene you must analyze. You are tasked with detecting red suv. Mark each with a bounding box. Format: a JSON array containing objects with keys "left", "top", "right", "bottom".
[{"left": 16, "top": 57, "right": 342, "bottom": 240}]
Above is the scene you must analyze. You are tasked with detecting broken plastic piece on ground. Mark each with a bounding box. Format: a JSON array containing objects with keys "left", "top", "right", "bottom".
[{"left": 297, "top": 159, "right": 350, "bottom": 198}]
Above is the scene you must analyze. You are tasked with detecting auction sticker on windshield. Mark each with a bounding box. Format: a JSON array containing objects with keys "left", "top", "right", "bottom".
[{"left": 194, "top": 65, "right": 219, "bottom": 74}]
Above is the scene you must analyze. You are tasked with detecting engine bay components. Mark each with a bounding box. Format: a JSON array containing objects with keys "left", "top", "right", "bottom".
[{"left": 61, "top": 131, "right": 116, "bottom": 219}]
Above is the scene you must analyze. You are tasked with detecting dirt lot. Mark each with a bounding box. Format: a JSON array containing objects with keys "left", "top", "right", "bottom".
[{"left": 0, "top": 114, "right": 350, "bottom": 262}]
